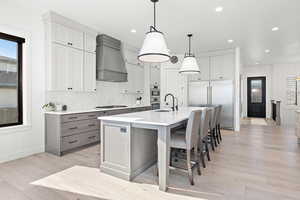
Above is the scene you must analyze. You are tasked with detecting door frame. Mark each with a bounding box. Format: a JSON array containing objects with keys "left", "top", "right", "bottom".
[{"left": 247, "top": 76, "right": 266, "bottom": 118}]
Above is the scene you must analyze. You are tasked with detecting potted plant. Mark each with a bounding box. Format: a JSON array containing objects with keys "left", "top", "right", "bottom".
[{"left": 42, "top": 102, "right": 56, "bottom": 111}]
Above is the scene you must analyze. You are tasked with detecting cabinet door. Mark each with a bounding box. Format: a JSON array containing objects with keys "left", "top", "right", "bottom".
[
  {"left": 135, "top": 66, "right": 144, "bottom": 94},
  {"left": 210, "top": 54, "right": 234, "bottom": 80},
  {"left": 161, "top": 67, "right": 188, "bottom": 106},
  {"left": 85, "top": 33, "right": 97, "bottom": 53},
  {"left": 210, "top": 55, "right": 222, "bottom": 80},
  {"left": 222, "top": 54, "right": 234, "bottom": 80},
  {"left": 150, "top": 66, "right": 160, "bottom": 86},
  {"left": 199, "top": 57, "right": 210, "bottom": 80},
  {"left": 126, "top": 65, "right": 144, "bottom": 94},
  {"left": 189, "top": 57, "right": 210, "bottom": 81},
  {"left": 51, "top": 43, "right": 68, "bottom": 90},
  {"left": 52, "top": 23, "right": 69, "bottom": 46},
  {"left": 67, "top": 48, "right": 84, "bottom": 91},
  {"left": 84, "top": 52, "right": 96, "bottom": 92},
  {"left": 68, "top": 28, "right": 84, "bottom": 50},
  {"left": 52, "top": 23, "right": 84, "bottom": 50}
]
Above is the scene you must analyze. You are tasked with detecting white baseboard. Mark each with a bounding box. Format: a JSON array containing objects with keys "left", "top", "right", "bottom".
[{"left": 0, "top": 145, "right": 44, "bottom": 163}]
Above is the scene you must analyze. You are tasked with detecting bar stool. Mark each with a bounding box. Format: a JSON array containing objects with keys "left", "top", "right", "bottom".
[
  {"left": 216, "top": 105, "right": 222, "bottom": 142},
  {"left": 199, "top": 108, "right": 212, "bottom": 167},
  {"left": 169, "top": 110, "right": 202, "bottom": 185}
]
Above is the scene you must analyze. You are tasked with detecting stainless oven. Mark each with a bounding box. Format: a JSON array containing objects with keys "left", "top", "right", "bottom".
[{"left": 151, "top": 88, "right": 160, "bottom": 96}]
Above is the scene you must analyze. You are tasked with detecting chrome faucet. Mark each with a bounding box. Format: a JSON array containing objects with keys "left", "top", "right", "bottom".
[
  {"left": 164, "top": 93, "right": 178, "bottom": 111},
  {"left": 174, "top": 97, "right": 179, "bottom": 111}
]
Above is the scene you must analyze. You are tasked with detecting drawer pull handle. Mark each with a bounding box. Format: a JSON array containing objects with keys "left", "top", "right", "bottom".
[
  {"left": 69, "top": 140, "right": 78, "bottom": 144},
  {"left": 88, "top": 115, "right": 96, "bottom": 117},
  {"left": 69, "top": 127, "right": 78, "bottom": 130},
  {"left": 88, "top": 124, "right": 96, "bottom": 127},
  {"left": 69, "top": 117, "right": 77, "bottom": 120},
  {"left": 88, "top": 136, "right": 96, "bottom": 139}
]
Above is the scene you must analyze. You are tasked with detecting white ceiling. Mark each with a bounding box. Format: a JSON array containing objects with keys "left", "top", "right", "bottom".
[{"left": 12, "top": 0, "right": 300, "bottom": 65}]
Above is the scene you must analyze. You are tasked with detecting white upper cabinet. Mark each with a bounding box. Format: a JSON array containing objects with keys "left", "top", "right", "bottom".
[
  {"left": 210, "top": 54, "right": 234, "bottom": 80},
  {"left": 84, "top": 52, "right": 96, "bottom": 92},
  {"left": 150, "top": 65, "right": 160, "bottom": 86},
  {"left": 161, "top": 66, "right": 188, "bottom": 107},
  {"left": 52, "top": 23, "right": 84, "bottom": 50},
  {"left": 50, "top": 43, "right": 84, "bottom": 91},
  {"left": 44, "top": 12, "right": 97, "bottom": 92},
  {"left": 126, "top": 65, "right": 144, "bottom": 94},
  {"left": 85, "top": 33, "right": 97, "bottom": 53},
  {"left": 50, "top": 43, "right": 69, "bottom": 91},
  {"left": 188, "top": 53, "right": 234, "bottom": 82},
  {"left": 67, "top": 48, "right": 84, "bottom": 91},
  {"left": 52, "top": 23, "right": 69, "bottom": 46},
  {"left": 189, "top": 57, "right": 210, "bottom": 81}
]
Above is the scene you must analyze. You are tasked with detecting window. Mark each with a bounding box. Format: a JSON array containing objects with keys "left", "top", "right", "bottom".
[
  {"left": 0, "top": 32, "right": 25, "bottom": 127},
  {"left": 250, "top": 79, "right": 262, "bottom": 103}
]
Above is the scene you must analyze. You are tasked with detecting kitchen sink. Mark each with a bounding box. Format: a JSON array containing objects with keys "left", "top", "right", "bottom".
[{"left": 154, "top": 109, "right": 172, "bottom": 112}]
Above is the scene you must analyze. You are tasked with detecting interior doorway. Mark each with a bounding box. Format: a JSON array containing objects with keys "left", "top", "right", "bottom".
[{"left": 247, "top": 77, "right": 266, "bottom": 118}]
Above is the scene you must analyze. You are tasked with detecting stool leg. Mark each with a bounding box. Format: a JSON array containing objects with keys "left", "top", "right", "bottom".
[
  {"left": 218, "top": 124, "right": 222, "bottom": 141},
  {"left": 200, "top": 151, "right": 206, "bottom": 168},
  {"left": 215, "top": 128, "right": 220, "bottom": 144},
  {"left": 187, "top": 150, "right": 194, "bottom": 185},
  {"left": 210, "top": 134, "right": 215, "bottom": 151},
  {"left": 194, "top": 147, "right": 201, "bottom": 175},
  {"left": 204, "top": 140, "right": 211, "bottom": 161}
]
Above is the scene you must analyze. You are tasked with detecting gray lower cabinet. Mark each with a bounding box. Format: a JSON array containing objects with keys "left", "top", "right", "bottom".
[{"left": 45, "top": 106, "right": 151, "bottom": 156}]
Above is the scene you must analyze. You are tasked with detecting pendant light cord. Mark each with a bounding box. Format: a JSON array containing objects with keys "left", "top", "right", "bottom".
[
  {"left": 189, "top": 36, "right": 191, "bottom": 55},
  {"left": 154, "top": 1, "right": 156, "bottom": 28},
  {"left": 150, "top": 0, "right": 159, "bottom": 32},
  {"left": 187, "top": 34, "right": 192, "bottom": 56}
]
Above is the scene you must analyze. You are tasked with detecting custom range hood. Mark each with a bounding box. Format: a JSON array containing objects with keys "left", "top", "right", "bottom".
[{"left": 96, "top": 34, "right": 127, "bottom": 82}]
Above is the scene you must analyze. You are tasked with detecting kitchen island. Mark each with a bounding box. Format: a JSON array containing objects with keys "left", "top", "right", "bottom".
[{"left": 98, "top": 106, "right": 206, "bottom": 191}]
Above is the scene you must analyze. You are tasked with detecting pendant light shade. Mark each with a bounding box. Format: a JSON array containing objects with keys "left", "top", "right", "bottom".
[
  {"left": 179, "top": 34, "right": 200, "bottom": 74},
  {"left": 138, "top": 0, "right": 170, "bottom": 63}
]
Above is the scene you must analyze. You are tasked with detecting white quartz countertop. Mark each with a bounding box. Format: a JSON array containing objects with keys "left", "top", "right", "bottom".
[
  {"left": 98, "top": 107, "right": 207, "bottom": 126},
  {"left": 44, "top": 105, "right": 151, "bottom": 115}
]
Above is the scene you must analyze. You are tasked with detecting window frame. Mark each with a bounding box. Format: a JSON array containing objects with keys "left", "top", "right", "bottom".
[{"left": 0, "top": 32, "right": 25, "bottom": 128}]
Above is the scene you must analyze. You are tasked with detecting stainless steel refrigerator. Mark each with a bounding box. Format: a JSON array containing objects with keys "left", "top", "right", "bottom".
[{"left": 188, "top": 80, "right": 234, "bottom": 129}]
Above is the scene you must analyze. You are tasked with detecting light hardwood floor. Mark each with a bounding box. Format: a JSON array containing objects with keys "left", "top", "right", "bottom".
[{"left": 0, "top": 123, "right": 300, "bottom": 200}]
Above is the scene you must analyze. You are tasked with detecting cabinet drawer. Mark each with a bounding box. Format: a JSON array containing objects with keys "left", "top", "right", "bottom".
[
  {"left": 80, "top": 131, "right": 100, "bottom": 146},
  {"left": 61, "top": 131, "right": 100, "bottom": 152},
  {"left": 61, "top": 119, "right": 99, "bottom": 136},
  {"left": 61, "top": 134, "right": 82, "bottom": 152},
  {"left": 61, "top": 112, "right": 99, "bottom": 123}
]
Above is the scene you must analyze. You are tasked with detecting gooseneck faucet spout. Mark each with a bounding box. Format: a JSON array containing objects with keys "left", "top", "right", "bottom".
[{"left": 164, "top": 93, "right": 175, "bottom": 111}]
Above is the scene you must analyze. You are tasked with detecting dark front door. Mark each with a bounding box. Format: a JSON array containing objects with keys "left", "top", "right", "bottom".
[{"left": 247, "top": 77, "right": 266, "bottom": 118}]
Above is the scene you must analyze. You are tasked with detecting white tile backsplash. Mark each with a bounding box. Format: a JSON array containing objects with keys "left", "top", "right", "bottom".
[{"left": 46, "top": 81, "right": 145, "bottom": 111}]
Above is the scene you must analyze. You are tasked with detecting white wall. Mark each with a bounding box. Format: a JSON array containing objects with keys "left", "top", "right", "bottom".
[
  {"left": 241, "top": 65, "right": 273, "bottom": 118},
  {"left": 272, "top": 63, "right": 300, "bottom": 126},
  {"left": 0, "top": 2, "right": 45, "bottom": 162}
]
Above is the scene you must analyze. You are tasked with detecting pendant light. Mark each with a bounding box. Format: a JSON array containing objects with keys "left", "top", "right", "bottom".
[
  {"left": 138, "top": 0, "right": 170, "bottom": 63},
  {"left": 179, "top": 34, "right": 200, "bottom": 74}
]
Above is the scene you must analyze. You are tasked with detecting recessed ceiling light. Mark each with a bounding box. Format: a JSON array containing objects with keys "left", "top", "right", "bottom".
[
  {"left": 255, "top": 62, "right": 260, "bottom": 65},
  {"left": 227, "top": 39, "right": 234, "bottom": 43},
  {"left": 130, "top": 29, "right": 137, "bottom": 33},
  {"left": 265, "top": 49, "right": 270, "bottom": 53},
  {"left": 271, "top": 27, "right": 279, "bottom": 31},
  {"left": 215, "top": 6, "right": 223, "bottom": 12}
]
